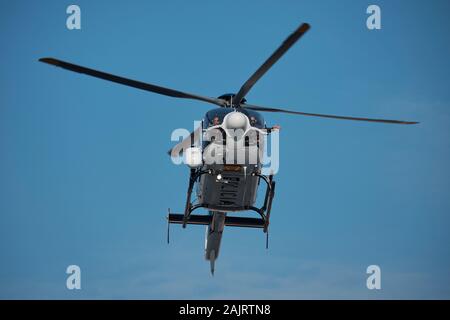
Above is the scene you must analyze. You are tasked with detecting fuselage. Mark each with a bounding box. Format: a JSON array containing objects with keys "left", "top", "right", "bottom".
[
  {"left": 197, "top": 107, "right": 266, "bottom": 212},
  {"left": 196, "top": 106, "right": 268, "bottom": 272}
]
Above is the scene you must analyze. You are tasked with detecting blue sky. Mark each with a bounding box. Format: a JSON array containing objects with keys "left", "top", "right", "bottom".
[{"left": 1, "top": 0, "right": 449, "bottom": 299}]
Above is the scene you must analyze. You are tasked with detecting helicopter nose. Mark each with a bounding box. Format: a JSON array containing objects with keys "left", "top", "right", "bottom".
[{"left": 225, "top": 112, "right": 247, "bottom": 129}]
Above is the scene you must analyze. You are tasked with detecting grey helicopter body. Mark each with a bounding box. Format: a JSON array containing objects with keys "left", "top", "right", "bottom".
[{"left": 39, "top": 23, "right": 418, "bottom": 274}]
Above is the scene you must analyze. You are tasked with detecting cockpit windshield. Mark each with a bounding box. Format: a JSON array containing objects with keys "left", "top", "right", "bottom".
[{"left": 204, "top": 108, "right": 265, "bottom": 129}]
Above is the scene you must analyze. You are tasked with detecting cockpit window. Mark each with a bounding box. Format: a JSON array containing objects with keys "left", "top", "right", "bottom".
[
  {"left": 242, "top": 109, "right": 264, "bottom": 129},
  {"left": 204, "top": 109, "right": 229, "bottom": 128},
  {"left": 212, "top": 116, "right": 221, "bottom": 126},
  {"left": 249, "top": 115, "right": 259, "bottom": 126}
]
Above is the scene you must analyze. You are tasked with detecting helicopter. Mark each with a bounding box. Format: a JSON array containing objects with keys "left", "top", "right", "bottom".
[{"left": 39, "top": 22, "right": 418, "bottom": 275}]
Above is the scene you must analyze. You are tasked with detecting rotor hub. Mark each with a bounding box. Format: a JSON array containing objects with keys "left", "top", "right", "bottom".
[{"left": 217, "top": 93, "right": 246, "bottom": 108}]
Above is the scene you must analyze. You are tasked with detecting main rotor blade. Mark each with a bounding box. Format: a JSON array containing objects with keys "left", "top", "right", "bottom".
[
  {"left": 168, "top": 126, "right": 202, "bottom": 157},
  {"left": 242, "top": 103, "right": 419, "bottom": 125},
  {"left": 234, "top": 23, "right": 310, "bottom": 105},
  {"left": 39, "top": 58, "right": 226, "bottom": 107}
]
